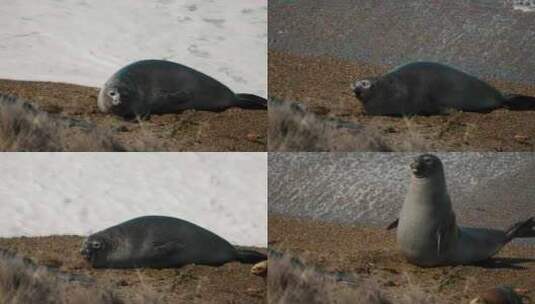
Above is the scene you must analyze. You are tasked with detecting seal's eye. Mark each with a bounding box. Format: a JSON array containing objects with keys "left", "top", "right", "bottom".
[
  {"left": 109, "top": 92, "right": 122, "bottom": 106},
  {"left": 360, "top": 80, "right": 371, "bottom": 89},
  {"left": 422, "top": 156, "right": 435, "bottom": 166},
  {"left": 91, "top": 241, "right": 102, "bottom": 249}
]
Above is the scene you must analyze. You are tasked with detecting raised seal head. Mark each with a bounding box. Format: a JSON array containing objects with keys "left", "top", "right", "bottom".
[{"left": 409, "top": 154, "right": 444, "bottom": 179}]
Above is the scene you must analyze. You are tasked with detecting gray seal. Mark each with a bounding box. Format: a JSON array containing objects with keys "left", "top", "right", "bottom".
[
  {"left": 98, "top": 59, "right": 267, "bottom": 119},
  {"left": 351, "top": 62, "right": 535, "bottom": 116},
  {"left": 396, "top": 154, "right": 535, "bottom": 267},
  {"left": 80, "top": 215, "right": 266, "bottom": 269}
]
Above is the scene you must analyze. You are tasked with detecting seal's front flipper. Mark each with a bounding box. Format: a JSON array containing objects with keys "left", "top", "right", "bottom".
[
  {"left": 155, "top": 90, "right": 194, "bottom": 106},
  {"left": 386, "top": 218, "right": 399, "bottom": 230},
  {"left": 235, "top": 94, "right": 267, "bottom": 110},
  {"left": 235, "top": 249, "right": 267, "bottom": 264},
  {"left": 503, "top": 94, "right": 535, "bottom": 111},
  {"left": 152, "top": 240, "right": 185, "bottom": 257},
  {"left": 436, "top": 230, "right": 441, "bottom": 256}
]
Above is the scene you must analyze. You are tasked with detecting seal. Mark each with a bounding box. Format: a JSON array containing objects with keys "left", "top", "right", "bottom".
[
  {"left": 80, "top": 215, "right": 267, "bottom": 269},
  {"left": 396, "top": 154, "right": 535, "bottom": 267},
  {"left": 351, "top": 61, "right": 535, "bottom": 116},
  {"left": 97, "top": 59, "right": 267, "bottom": 119}
]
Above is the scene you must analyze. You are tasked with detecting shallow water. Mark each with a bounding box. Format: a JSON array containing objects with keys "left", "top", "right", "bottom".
[{"left": 269, "top": 153, "right": 535, "bottom": 244}]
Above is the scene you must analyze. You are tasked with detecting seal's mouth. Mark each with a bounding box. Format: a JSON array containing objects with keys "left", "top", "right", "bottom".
[
  {"left": 80, "top": 245, "right": 92, "bottom": 261},
  {"left": 353, "top": 89, "right": 363, "bottom": 99}
]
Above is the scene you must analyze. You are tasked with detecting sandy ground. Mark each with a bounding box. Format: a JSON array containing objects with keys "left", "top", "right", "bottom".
[
  {"left": 0, "top": 236, "right": 267, "bottom": 303},
  {"left": 0, "top": 79, "right": 267, "bottom": 151},
  {"left": 269, "top": 50, "right": 535, "bottom": 151},
  {"left": 269, "top": 214, "right": 535, "bottom": 303}
]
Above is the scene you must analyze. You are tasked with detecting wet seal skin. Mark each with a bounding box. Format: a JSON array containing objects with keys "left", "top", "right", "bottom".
[
  {"left": 351, "top": 62, "right": 535, "bottom": 116},
  {"left": 98, "top": 59, "right": 267, "bottom": 120},
  {"left": 80, "top": 215, "right": 266, "bottom": 269}
]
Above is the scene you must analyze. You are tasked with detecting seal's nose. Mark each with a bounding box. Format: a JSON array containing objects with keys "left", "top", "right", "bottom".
[
  {"left": 351, "top": 81, "right": 369, "bottom": 99},
  {"left": 353, "top": 87, "right": 362, "bottom": 97},
  {"left": 410, "top": 160, "right": 424, "bottom": 175},
  {"left": 80, "top": 246, "right": 91, "bottom": 260}
]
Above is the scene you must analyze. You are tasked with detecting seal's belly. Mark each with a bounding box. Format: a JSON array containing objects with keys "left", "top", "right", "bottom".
[
  {"left": 397, "top": 204, "right": 457, "bottom": 266},
  {"left": 398, "top": 224, "right": 442, "bottom": 265}
]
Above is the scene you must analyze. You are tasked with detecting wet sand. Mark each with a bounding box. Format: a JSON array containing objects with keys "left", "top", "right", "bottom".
[
  {"left": 269, "top": 214, "right": 535, "bottom": 303},
  {"left": 0, "top": 79, "right": 267, "bottom": 151},
  {"left": 0, "top": 235, "right": 267, "bottom": 304}
]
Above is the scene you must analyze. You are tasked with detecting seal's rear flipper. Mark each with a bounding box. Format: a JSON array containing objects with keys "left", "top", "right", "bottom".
[
  {"left": 386, "top": 218, "right": 399, "bottom": 230},
  {"left": 235, "top": 249, "right": 267, "bottom": 264},
  {"left": 505, "top": 217, "right": 535, "bottom": 241},
  {"left": 235, "top": 94, "right": 267, "bottom": 110},
  {"left": 503, "top": 94, "right": 535, "bottom": 111}
]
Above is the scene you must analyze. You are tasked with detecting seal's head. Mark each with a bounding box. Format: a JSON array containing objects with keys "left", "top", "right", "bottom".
[
  {"left": 351, "top": 76, "right": 408, "bottom": 115},
  {"left": 80, "top": 236, "right": 110, "bottom": 267},
  {"left": 410, "top": 154, "right": 443, "bottom": 179},
  {"left": 97, "top": 78, "right": 140, "bottom": 119},
  {"left": 351, "top": 78, "right": 376, "bottom": 100}
]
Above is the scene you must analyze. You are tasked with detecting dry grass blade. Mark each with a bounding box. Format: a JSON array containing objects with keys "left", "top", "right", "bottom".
[
  {"left": 268, "top": 98, "right": 393, "bottom": 152},
  {"left": 0, "top": 248, "right": 158, "bottom": 304},
  {"left": 0, "top": 93, "right": 140, "bottom": 151},
  {"left": 268, "top": 251, "right": 439, "bottom": 304}
]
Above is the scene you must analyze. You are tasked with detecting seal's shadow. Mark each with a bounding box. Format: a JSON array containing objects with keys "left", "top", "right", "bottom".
[{"left": 473, "top": 257, "right": 535, "bottom": 270}]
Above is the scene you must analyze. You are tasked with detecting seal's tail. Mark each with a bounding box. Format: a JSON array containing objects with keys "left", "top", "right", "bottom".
[
  {"left": 235, "top": 249, "right": 267, "bottom": 264},
  {"left": 235, "top": 94, "right": 267, "bottom": 110},
  {"left": 503, "top": 93, "right": 535, "bottom": 111},
  {"left": 505, "top": 217, "right": 535, "bottom": 241}
]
